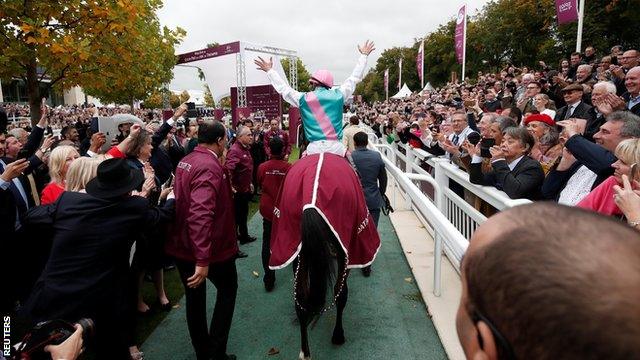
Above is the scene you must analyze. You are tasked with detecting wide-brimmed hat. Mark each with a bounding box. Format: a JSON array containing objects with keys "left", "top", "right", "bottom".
[
  {"left": 309, "top": 69, "right": 334, "bottom": 89},
  {"left": 561, "top": 83, "right": 584, "bottom": 93},
  {"left": 86, "top": 158, "right": 144, "bottom": 199}
]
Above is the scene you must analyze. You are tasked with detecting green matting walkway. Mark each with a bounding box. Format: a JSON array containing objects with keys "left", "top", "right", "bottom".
[{"left": 142, "top": 211, "right": 447, "bottom": 359}]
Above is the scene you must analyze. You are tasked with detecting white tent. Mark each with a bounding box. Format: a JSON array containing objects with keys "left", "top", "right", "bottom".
[
  {"left": 391, "top": 83, "right": 412, "bottom": 99},
  {"left": 420, "top": 82, "right": 435, "bottom": 94}
]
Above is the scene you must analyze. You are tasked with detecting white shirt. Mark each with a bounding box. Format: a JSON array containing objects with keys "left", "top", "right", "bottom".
[
  {"left": 474, "top": 155, "right": 524, "bottom": 171},
  {"left": 266, "top": 54, "right": 369, "bottom": 108},
  {"left": 558, "top": 165, "right": 597, "bottom": 205},
  {"left": 541, "top": 108, "right": 557, "bottom": 119}
]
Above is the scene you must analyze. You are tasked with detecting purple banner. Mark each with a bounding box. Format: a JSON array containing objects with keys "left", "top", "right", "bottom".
[
  {"left": 176, "top": 41, "right": 240, "bottom": 64},
  {"left": 230, "top": 85, "right": 282, "bottom": 126},
  {"left": 416, "top": 41, "right": 424, "bottom": 84},
  {"left": 555, "top": 0, "right": 578, "bottom": 24},
  {"left": 455, "top": 5, "right": 466, "bottom": 65}
]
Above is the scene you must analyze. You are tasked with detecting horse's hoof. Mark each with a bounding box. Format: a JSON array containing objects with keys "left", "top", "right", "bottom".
[
  {"left": 298, "top": 350, "right": 311, "bottom": 360},
  {"left": 331, "top": 331, "right": 345, "bottom": 345}
]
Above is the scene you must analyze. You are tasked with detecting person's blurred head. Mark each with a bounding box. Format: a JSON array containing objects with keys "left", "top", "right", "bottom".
[
  {"left": 612, "top": 138, "right": 640, "bottom": 184},
  {"left": 562, "top": 86, "right": 584, "bottom": 106},
  {"left": 585, "top": 46, "right": 595, "bottom": 58},
  {"left": 451, "top": 111, "right": 467, "bottom": 133},
  {"left": 594, "top": 111, "right": 640, "bottom": 152},
  {"left": 500, "top": 126, "right": 534, "bottom": 161},
  {"left": 61, "top": 125, "right": 79, "bottom": 142},
  {"left": 4, "top": 134, "right": 23, "bottom": 159},
  {"left": 8, "top": 128, "right": 28, "bottom": 145},
  {"left": 533, "top": 93, "right": 553, "bottom": 111},
  {"left": 592, "top": 81, "right": 617, "bottom": 102},
  {"left": 610, "top": 45, "right": 623, "bottom": 56},
  {"left": 65, "top": 156, "right": 103, "bottom": 192},
  {"left": 477, "top": 113, "right": 498, "bottom": 138},
  {"left": 126, "top": 130, "right": 153, "bottom": 161},
  {"left": 521, "top": 73, "right": 534, "bottom": 86},
  {"left": 0, "top": 133, "right": 5, "bottom": 158},
  {"left": 524, "top": 81, "right": 541, "bottom": 98},
  {"left": 349, "top": 115, "right": 360, "bottom": 126},
  {"left": 625, "top": 66, "right": 640, "bottom": 95},
  {"left": 236, "top": 125, "right": 253, "bottom": 147},
  {"left": 570, "top": 52, "right": 582, "bottom": 66},
  {"left": 456, "top": 203, "right": 640, "bottom": 360},
  {"left": 576, "top": 64, "right": 593, "bottom": 82},
  {"left": 268, "top": 136, "right": 285, "bottom": 159},
  {"left": 270, "top": 119, "right": 280, "bottom": 132},
  {"left": 48, "top": 145, "right": 80, "bottom": 184},
  {"left": 619, "top": 49, "right": 639, "bottom": 70},
  {"left": 353, "top": 131, "right": 368, "bottom": 148},
  {"left": 186, "top": 120, "right": 198, "bottom": 138},
  {"left": 198, "top": 120, "right": 227, "bottom": 155}
]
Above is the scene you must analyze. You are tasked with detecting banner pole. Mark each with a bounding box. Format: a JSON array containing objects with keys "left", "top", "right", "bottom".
[
  {"left": 421, "top": 40, "right": 425, "bottom": 89},
  {"left": 575, "top": 0, "right": 585, "bottom": 52},
  {"left": 461, "top": 3, "right": 467, "bottom": 82}
]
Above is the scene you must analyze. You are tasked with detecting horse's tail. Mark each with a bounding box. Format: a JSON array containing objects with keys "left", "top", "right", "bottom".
[{"left": 298, "top": 207, "right": 337, "bottom": 318}]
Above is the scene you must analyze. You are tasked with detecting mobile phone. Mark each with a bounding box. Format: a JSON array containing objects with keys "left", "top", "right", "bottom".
[
  {"left": 480, "top": 138, "right": 496, "bottom": 158},
  {"left": 467, "top": 132, "right": 481, "bottom": 146}
]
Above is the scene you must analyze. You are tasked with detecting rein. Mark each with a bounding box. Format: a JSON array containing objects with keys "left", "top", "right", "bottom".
[{"left": 293, "top": 253, "right": 349, "bottom": 315}]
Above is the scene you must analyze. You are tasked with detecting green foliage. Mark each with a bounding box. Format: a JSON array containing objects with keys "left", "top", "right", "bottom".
[
  {"left": 203, "top": 84, "right": 215, "bottom": 107},
  {"left": 280, "top": 57, "right": 312, "bottom": 92},
  {"left": 355, "top": 0, "right": 640, "bottom": 102},
  {"left": 0, "top": 0, "right": 184, "bottom": 121}
]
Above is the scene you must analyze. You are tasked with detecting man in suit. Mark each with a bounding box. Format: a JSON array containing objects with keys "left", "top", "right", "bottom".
[
  {"left": 351, "top": 131, "right": 387, "bottom": 277},
  {"left": 554, "top": 84, "right": 595, "bottom": 124},
  {"left": 20, "top": 158, "right": 174, "bottom": 359},
  {"left": 622, "top": 66, "right": 640, "bottom": 116},
  {"left": 468, "top": 127, "right": 544, "bottom": 200},
  {"left": 263, "top": 118, "right": 290, "bottom": 160},
  {"left": 166, "top": 121, "right": 239, "bottom": 360}
]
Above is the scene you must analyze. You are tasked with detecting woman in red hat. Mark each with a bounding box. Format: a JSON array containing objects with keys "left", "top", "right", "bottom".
[{"left": 524, "top": 113, "right": 563, "bottom": 174}]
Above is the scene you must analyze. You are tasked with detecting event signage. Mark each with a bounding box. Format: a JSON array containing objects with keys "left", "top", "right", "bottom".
[
  {"left": 416, "top": 40, "right": 424, "bottom": 88},
  {"left": 555, "top": 0, "right": 579, "bottom": 24},
  {"left": 384, "top": 68, "right": 389, "bottom": 100},
  {"left": 455, "top": 5, "right": 466, "bottom": 65},
  {"left": 230, "top": 85, "right": 282, "bottom": 126},
  {"left": 177, "top": 41, "right": 241, "bottom": 64},
  {"left": 398, "top": 58, "right": 402, "bottom": 90}
]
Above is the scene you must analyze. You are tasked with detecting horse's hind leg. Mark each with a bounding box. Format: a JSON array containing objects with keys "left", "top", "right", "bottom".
[
  {"left": 297, "top": 306, "right": 312, "bottom": 359},
  {"left": 332, "top": 270, "right": 349, "bottom": 345}
]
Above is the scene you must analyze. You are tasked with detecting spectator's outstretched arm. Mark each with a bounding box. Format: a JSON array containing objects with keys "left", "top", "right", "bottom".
[
  {"left": 340, "top": 40, "right": 375, "bottom": 100},
  {"left": 564, "top": 134, "right": 617, "bottom": 175},
  {"left": 255, "top": 57, "right": 302, "bottom": 107}
]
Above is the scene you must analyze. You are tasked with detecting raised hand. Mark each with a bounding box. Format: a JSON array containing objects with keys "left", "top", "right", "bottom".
[
  {"left": 0, "top": 158, "right": 29, "bottom": 181},
  {"left": 489, "top": 145, "right": 505, "bottom": 160},
  {"left": 254, "top": 56, "right": 273, "bottom": 72},
  {"left": 613, "top": 175, "right": 640, "bottom": 225},
  {"left": 129, "top": 123, "right": 142, "bottom": 137},
  {"left": 358, "top": 40, "right": 376, "bottom": 56},
  {"left": 174, "top": 103, "right": 189, "bottom": 119}
]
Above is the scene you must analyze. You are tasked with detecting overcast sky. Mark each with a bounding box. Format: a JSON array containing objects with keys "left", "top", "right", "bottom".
[{"left": 157, "top": 0, "right": 489, "bottom": 92}]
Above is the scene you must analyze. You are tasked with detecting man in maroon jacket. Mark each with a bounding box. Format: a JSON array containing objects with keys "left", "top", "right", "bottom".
[
  {"left": 225, "top": 125, "right": 255, "bottom": 248},
  {"left": 257, "top": 137, "right": 291, "bottom": 291},
  {"left": 263, "top": 118, "right": 291, "bottom": 160},
  {"left": 166, "top": 120, "right": 239, "bottom": 360}
]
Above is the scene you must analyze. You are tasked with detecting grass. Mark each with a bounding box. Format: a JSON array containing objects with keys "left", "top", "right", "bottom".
[{"left": 135, "top": 147, "right": 300, "bottom": 345}]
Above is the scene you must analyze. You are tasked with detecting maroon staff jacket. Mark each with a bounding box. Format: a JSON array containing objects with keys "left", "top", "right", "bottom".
[
  {"left": 166, "top": 146, "right": 238, "bottom": 266},
  {"left": 263, "top": 130, "right": 291, "bottom": 159},
  {"left": 257, "top": 158, "right": 291, "bottom": 222},
  {"left": 225, "top": 141, "right": 253, "bottom": 193}
]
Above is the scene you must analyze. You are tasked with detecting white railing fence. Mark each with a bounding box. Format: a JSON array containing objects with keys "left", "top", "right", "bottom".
[{"left": 361, "top": 125, "right": 532, "bottom": 296}]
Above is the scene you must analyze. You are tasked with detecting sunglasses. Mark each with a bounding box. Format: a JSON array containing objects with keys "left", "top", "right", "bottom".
[{"left": 472, "top": 310, "right": 517, "bottom": 360}]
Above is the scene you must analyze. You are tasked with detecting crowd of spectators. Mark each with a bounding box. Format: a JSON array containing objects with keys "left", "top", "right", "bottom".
[
  {"left": 345, "top": 45, "right": 640, "bottom": 229},
  {"left": 1, "top": 42, "right": 640, "bottom": 360}
]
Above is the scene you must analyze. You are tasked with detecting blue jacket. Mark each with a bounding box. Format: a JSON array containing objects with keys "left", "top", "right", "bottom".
[{"left": 351, "top": 148, "right": 387, "bottom": 210}]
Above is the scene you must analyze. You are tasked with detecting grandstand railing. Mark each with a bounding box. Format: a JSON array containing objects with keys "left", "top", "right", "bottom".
[{"left": 364, "top": 128, "right": 531, "bottom": 296}]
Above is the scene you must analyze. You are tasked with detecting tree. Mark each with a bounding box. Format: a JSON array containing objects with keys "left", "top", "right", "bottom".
[
  {"left": 179, "top": 90, "right": 190, "bottom": 103},
  {"left": 0, "top": 0, "right": 185, "bottom": 123},
  {"left": 203, "top": 84, "right": 215, "bottom": 107},
  {"left": 280, "top": 57, "right": 312, "bottom": 92}
]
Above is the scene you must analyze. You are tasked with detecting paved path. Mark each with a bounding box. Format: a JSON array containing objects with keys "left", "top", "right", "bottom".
[{"left": 142, "top": 211, "right": 447, "bottom": 359}]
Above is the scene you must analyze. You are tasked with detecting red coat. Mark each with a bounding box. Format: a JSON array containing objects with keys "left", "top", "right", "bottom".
[
  {"left": 224, "top": 141, "right": 253, "bottom": 193},
  {"left": 166, "top": 146, "right": 238, "bottom": 266},
  {"left": 263, "top": 130, "right": 291, "bottom": 159},
  {"left": 257, "top": 158, "right": 291, "bottom": 221},
  {"left": 269, "top": 153, "right": 381, "bottom": 270}
]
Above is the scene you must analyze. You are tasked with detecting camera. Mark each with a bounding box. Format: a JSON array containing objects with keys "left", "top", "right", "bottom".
[{"left": 12, "top": 318, "right": 94, "bottom": 360}]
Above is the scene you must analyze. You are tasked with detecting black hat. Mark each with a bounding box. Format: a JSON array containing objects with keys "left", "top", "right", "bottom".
[{"left": 86, "top": 158, "right": 144, "bottom": 199}]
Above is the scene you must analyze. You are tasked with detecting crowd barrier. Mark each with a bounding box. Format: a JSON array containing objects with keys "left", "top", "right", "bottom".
[{"left": 363, "top": 127, "right": 531, "bottom": 296}]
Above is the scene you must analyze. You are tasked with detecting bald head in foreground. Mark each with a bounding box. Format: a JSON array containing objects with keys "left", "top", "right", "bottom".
[{"left": 456, "top": 202, "right": 640, "bottom": 359}]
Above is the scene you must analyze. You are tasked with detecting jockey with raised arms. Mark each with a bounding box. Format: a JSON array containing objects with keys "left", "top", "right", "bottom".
[{"left": 254, "top": 40, "right": 375, "bottom": 156}]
